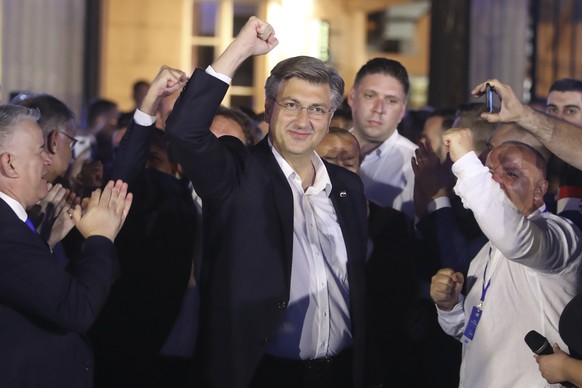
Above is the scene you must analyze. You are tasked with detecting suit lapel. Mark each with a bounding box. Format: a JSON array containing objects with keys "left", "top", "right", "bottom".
[
  {"left": 254, "top": 138, "right": 294, "bottom": 285},
  {"left": 328, "top": 175, "right": 358, "bottom": 264}
]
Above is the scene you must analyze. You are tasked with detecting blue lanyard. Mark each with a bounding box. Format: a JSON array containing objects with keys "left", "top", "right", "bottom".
[{"left": 479, "top": 247, "right": 493, "bottom": 309}]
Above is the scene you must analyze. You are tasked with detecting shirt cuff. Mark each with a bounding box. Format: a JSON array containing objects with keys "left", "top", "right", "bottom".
[
  {"left": 451, "top": 151, "right": 482, "bottom": 178},
  {"left": 206, "top": 65, "right": 232, "bottom": 85},
  {"left": 436, "top": 294, "right": 465, "bottom": 320},
  {"left": 134, "top": 109, "right": 156, "bottom": 126},
  {"left": 427, "top": 196, "right": 452, "bottom": 214}
]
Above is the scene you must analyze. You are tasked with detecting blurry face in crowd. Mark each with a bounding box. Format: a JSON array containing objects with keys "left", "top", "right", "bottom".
[
  {"left": 486, "top": 143, "right": 547, "bottom": 217},
  {"left": 422, "top": 115, "right": 448, "bottom": 162},
  {"left": 147, "top": 143, "right": 175, "bottom": 177},
  {"left": 316, "top": 133, "right": 361, "bottom": 174},
  {"left": 546, "top": 91, "right": 582, "bottom": 126},
  {"left": 348, "top": 73, "right": 407, "bottom": 146},
  {"left": 49, "top": 119, "right": 76, "bottom": 182},
  {"left": 211, "top": 115, "right": 247, "bottom": 145}
]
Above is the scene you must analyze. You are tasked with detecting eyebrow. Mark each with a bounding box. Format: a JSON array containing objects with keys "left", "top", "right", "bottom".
[{"left": 282, "top": 96, "right": 328, "bottom": 107}]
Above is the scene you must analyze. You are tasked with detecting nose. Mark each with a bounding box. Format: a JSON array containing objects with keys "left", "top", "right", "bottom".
[
  {"left": 372, "top": 98, "right": 385, "bottom": 114},
  {"left": 295, "top": 106, "right": 310, "bottom": 127},
  {"left": 41, "top": 149, "right": 53, "bottom": 166},
  {"left": 490, "top": 168, "right": 505, "bottom": 189}
]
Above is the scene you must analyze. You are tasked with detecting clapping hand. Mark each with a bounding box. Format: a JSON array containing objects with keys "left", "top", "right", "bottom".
[{"left": 74, "top": 180, "right": 133, "bottom": 242}]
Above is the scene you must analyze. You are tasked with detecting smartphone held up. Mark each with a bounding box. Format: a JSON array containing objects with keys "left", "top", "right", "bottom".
[{"left": 485, "top": 83, "right": 494, "bottom": 113}]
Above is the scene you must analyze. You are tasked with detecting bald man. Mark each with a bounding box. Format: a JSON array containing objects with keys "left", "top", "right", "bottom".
[{"left": 430, "top": 128, "right": 582, "bottom": 387}]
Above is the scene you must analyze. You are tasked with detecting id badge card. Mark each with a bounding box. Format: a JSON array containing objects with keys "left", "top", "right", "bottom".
[{"left": 461, "top": 305, "right": 482, "bottom": 344}]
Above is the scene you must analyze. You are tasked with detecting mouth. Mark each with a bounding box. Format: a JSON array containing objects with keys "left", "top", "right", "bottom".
[
  {"left": 288, "top": 130, "right": 312, "bottom": 140},
  {"left": 367, "top": 119, "right": 383, "bottom": 127}
]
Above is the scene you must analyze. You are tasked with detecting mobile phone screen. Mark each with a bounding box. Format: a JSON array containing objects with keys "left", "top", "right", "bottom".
[{"left": 486, "top": 83, "right": 493, "bottom": 113}]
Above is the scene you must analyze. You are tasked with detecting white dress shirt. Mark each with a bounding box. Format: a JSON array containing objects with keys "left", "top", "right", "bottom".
[
  {"left": 437, "top": 151, "right": 582, "bottom": 388},
  {"left": 265, "top": 142, "right": 352, "bottom": 360},
  {"left": 0, "top": 191, "right": 27, "bottom": 222},
  {"left": 358, "top": 129, "right": 417, "bottom": 220}
]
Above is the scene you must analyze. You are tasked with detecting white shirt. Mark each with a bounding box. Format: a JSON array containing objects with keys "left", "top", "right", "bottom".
[
  {"left": 437, "top": 152, "right": 582, "bottom": 388},
  {"left": 358, "top": 129, "right": 417, "bottom": 220},
  {"left": 265, "top": 142, "right": 352, "bottom": 360},
  {"left": 0, "top": 191, "right": 27, "bottom": 222}
]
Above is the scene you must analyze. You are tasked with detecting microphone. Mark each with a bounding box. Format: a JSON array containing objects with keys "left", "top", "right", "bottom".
[
  {"left": 525, "top": 330, "right": 553, "bottom": 355},
  {"left": 524, "top": 330, "right": 577, "bottom": 388}
]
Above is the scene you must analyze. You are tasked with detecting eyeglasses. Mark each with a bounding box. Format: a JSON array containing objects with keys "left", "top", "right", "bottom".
[
  {"left": 59, "top": 132, "right": 78, "bottom": 151},
  {"left": 273, "top": 99, "right": 334, "bottom": 119}
]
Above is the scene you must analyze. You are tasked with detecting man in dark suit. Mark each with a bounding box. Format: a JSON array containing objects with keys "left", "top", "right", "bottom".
[
  {"left": 89, "top": 74, "right": 200, "bottom": 388},
  {"left": 0, "top": 104, "right": 133, "bottom": 388},
  {"left": 160, "top": 17, "right": 368, "bottom": 388}
]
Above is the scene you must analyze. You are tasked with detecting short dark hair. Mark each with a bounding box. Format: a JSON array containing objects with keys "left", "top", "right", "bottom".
[
  {"left": 353, "top": 57, "right": 410, "bottom": 97},
  {"left": 265, "top": 56, "right": 345, "bottom": 110},
  {"left": 17, "top": 94, "right": 74, "bottom": 139},
  {"left": 428, "top": 107, "right": 457, "bottom": 132},
  {"left": 549, "top": 78, "right": 582, "bottom": 94},
  {"left": 216, "top": 105, "right": 256, "bottom": 146},
  {"left": 326, "top": 126, "right": 362, "bottom": 164},
  {"left": 133, "top": 80, "right": 150, "bottom": 95},
  {"left": 453, "top": 102, "right": 498, "bottom": 155},
  {"left": 87, "top": 99, "right": 118, "bottom": 128}
]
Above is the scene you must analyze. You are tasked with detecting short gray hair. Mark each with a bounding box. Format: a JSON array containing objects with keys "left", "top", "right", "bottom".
[
  {"left": 265, "top": 56, "right": 345, "bottom": 110},
  {"left": 0, "top": 105, "right": 41, "bottom": 151}
]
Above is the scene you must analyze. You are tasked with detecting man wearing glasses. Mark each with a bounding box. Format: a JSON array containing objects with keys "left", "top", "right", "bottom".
[
  {"left": 161, "top": 17, "right": 368, "bottom": 388},
  {"left": 17, "top": 95, "right": 78, "bottom": 253},
  {"left": 18, "top": 94, "right": 77, "bottom": 185}
]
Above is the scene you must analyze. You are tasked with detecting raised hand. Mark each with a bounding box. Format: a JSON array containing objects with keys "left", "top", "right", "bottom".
[
  {"left": 411, "top": 138, "right": 451, "bottom": 217},
  {"left": 140, "top": 66, "right": 189, "bottom": 116},
  {"left": 73, "top": 180, "right": 133, "bottom": 242},
  {"left": 212, "top": 16, "right": 278, "bottom": 78},
  {"left": 46, "top": 193, "right": 78, "bottom": 250},
  {"left": 443, "top": 127, "right": 475, "bottom": 163},
  {"left": 28, "top": 183, "right": 69, "bottom": 240},
  {"left": 471, "top": 79, "right": 528, "bottom": 124}
]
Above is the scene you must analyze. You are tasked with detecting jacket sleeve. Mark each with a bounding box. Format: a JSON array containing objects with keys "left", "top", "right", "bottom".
[
  {"left": 0, "top": 226, "right": 119, "bottom": 333},
  {"left": 165, "top": 69, "right": 244, "bottom": 201},
  {"left": 112, "top": 119, "right": 155, "bottom": 185}
]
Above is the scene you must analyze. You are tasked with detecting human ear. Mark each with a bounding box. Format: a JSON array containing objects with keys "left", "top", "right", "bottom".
[
  {"left": 534, "top": 179, "right": 549, "bottom": 201},
  {"left": 264, "top": 99, "right": 273, "bottom": 124},
  {"left": 47, "top": 131, "right": 58, "bottom": 154},
  {"left": 347, "top": 88, "right": 356, "bottom": 108},
  {"left": 0, "top": 152, "right": 18, "bottom": 178}
]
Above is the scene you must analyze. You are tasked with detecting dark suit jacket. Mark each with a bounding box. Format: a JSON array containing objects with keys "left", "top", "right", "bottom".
[
  {"left": 0, "top": 199, "right": 118, "bottom": 388},
  {"left": 89, "top": 120, "right": 198, "bottom": 386},
  {"left": 365, "top": 203, "right": 418, "bottom": 385},
  {"left": 166, "top": 69, "right": 368, "bottom": 388}
]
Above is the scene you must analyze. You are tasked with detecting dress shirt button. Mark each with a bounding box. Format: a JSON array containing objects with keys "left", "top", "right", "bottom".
[
  {"left": 278, "top": 301, "right": 288, "bottom": 309},
  {"left": 84, "top": 362, "right": 92, "bottom": 371}
]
